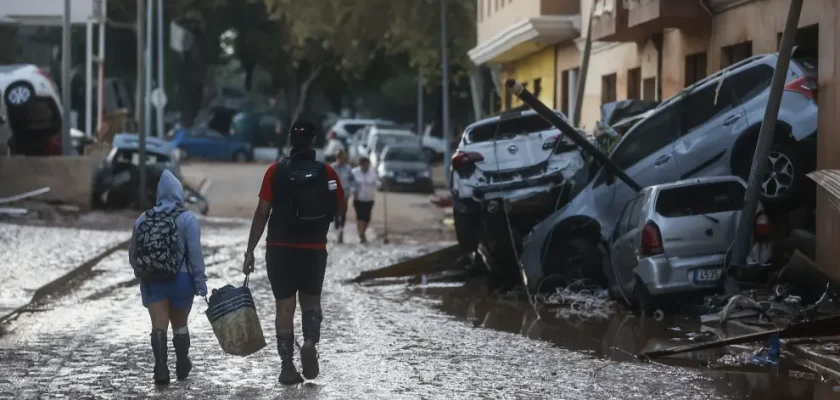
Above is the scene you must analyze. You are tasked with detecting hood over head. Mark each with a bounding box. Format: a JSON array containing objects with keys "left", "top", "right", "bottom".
[{"left": 153, "top": 170, "right": 184, "bottom": 212}]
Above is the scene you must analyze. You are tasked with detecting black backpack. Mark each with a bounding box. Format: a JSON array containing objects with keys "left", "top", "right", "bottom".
[
  {"left": 133, "top": 208, "right": 185, "bottom": 281},
  {"left": 273, "top": 159, "right": 338, "bottom": 232}
]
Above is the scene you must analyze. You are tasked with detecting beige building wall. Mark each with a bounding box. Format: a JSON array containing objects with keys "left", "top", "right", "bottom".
[{"left": 477, "top": 0, "right": 578, "bottom": 44}]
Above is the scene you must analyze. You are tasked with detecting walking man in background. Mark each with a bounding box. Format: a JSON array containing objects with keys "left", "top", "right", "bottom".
[
  {"left": 330, "top": 149, "right": 354, "bottom": 243},
  {"left": 350, "top": 156, "right": 378, "bottom": 244},
  {"left": 242, "top": 119, "right": 347, "bottom": 384}
]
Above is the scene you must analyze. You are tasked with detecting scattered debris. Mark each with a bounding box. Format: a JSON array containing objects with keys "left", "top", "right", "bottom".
[
  {"left": 0, "top": 187, "right": 50, "bottom": 204},
  {"left": 351, "top": 245, "right": 460, "bottom": 283},
  {"left": 538, "top": 281, "right": 616, "bottom": 320},
  {"left": 0, "top": 207, "right": 28, "bottom": 216}
]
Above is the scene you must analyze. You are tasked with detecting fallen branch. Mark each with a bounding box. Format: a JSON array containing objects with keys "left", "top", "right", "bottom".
[
  {"left": 350, "top": 244, "right": 460, "bottom": 283},
  {"left": 0, "top": 187, "right": 50, "bottom": 204},
  {"left": 638, "top": 315, "right": 840, "bottom": 360}
]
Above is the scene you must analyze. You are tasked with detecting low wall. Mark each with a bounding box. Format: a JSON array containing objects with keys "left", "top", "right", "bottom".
[{"left": 0, "top": 156, "right": 94, "bottom": 209}]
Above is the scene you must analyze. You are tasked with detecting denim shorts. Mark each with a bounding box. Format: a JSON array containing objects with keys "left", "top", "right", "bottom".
[{"left": 140, "top": 271, "right": 195, "bottom": 309}]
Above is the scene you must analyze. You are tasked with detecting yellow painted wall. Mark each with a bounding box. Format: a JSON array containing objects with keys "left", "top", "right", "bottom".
[{"left": 500, "top": 46, "right": 557, "bottom": 110}]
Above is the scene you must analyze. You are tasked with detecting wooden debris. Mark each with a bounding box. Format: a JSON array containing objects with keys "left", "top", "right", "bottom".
[{"left": 351, "top": 244, "right": 461, "bottom": 283}]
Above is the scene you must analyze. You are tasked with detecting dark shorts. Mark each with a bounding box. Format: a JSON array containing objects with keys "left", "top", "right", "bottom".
[
  {"left": 266, "top": 246, "right": 328, "bottom": 299},
  {"left": 353, "top": 200, "right": 374, "bottom": 222}
]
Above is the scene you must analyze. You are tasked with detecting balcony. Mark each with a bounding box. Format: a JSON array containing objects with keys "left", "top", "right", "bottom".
[
  {"left": 590, "top": 0, "right": 643, "bottom": 42},
  {"left": 626, "top": 0, "right": 710, "bottom": 37},
  {"left": 470, "top": 0, "right": 580, "bottom": 65}
]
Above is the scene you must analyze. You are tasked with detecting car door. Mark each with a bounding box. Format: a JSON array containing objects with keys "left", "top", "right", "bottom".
[
  {"left": 609, "top": 194, "right": 642, "bottom": 295},
  {"left": 673, "top": 75, "right": 746, "bottom": 180},
  {"left": 596, "top": 103, "right": 681, "bottom": 230}
]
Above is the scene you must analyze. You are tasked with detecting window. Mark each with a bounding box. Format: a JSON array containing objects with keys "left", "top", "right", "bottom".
[
  {"left": 561, "top": 68, "right": 579, "bottom": 118},
  {"left": 533, "top": 78, "right": 543, "bottom": 99},
  {"left": 467, "top": 114, "right": 554, "bottom": 143},
  {"left": 643, "top": 78, "right": 656, "bottom": 101},
  {"left": 627, "top": 194, "right": 645, "bottom": 229},
  {"left": 345, "top": 124, "right": 366, "bottom": 135},
  {"left": 731, "top": 64, "right": 775, "bottom": 104},
  {"left": 611, "top": 105, "right": 678, "bottom": 170},
  {"left": 655, "top": 181, "right": 746, "bottom": 217},
  {"left": 601, "top": 73, "right": 617, "bottom": 104},
  {"left": 627, "top": 68, "right": 641, "bottom": 100},
  {"left": 680, "top": 79, "right": 736, "bottom": 135},
  {"left": 684, "top": 52, "right": 707, "bottom": 87},
  {"left": 722, "top": 41, "right": 752, "bottom": 68}
]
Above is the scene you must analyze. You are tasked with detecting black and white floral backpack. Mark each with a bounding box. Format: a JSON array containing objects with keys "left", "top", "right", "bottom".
[{"left": 133, "top": 209, "right": 185, "bottom": 281}]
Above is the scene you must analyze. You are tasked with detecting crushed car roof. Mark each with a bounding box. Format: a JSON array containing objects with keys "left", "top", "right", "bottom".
[{"left": 112, "top": 133, "right": 173, "bottom": 156}]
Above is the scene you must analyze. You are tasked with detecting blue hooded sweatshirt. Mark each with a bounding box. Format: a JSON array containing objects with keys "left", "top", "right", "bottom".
[{"left": 129, "top": 170, "right": 207, "bottom": 291}]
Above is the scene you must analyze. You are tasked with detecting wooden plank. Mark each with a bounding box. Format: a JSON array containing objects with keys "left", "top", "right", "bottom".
[{"left": 350, "top": 244, "right": 461, "bottom": 283}]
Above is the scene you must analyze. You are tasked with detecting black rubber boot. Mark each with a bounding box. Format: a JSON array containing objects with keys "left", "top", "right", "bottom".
[
  {"left": 172, "top": 333, "right": 193, "bottom": 380},
  {"left": 277, "top": 335, "right": 303, "bottom": 385},
  {"left": 301, "top": 309, "right": 323, "bottom": 380},
  {"left": 150, "top": 329, "right": 170, "bottom": 385}
]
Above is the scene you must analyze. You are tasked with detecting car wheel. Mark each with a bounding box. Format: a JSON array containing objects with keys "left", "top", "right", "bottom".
[
  {"left": 733, "top": 140, "right": 808, "bottom": 213},
  {"left": 4, "top": 80, "right": 34, "bottom": 108},
  {"left": 634, "top": 277, "right": 660, "bottom": 317},
  {"left": 232, "top": 150, "right": 249, "bottom": 163},
  {"left": 542, "top": 238, "right": 604, "bottom": 290},
  {"left": 453, "top": 204, "right": 481, "bottom": 257}
]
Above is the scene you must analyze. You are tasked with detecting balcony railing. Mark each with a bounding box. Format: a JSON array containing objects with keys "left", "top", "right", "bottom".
[{"left": 591, "top": 0, "right": 709, "bottom": 42}]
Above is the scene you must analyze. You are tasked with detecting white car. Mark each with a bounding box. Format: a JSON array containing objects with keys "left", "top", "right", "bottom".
[
  {"left": 365, "top": 127, "right": 418, "bottom": 168},
  {"left": 0, "top": 64, "right": 63, "bottom": 155},
  {"left": 325, "top": 118, "right": 397, "bottom": 161},
  {"left": 450, "top": 110, "right": 585, "bottom": 280}
]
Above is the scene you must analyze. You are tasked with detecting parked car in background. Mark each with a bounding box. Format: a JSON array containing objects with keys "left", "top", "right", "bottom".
[
  {"left": 230, "top": 109, "right": 289, "bottom": 161},
  {"left": 0, "top": 64, "right": 63, "bottom": 156},
  {"left": 170, "top": 107, "right": 253, "bottom": 162},
  {"left": 325, "top": 118, "right": 397, "bottom": 162},
  {"left": 418, "top": 122, "right": 447, "bottom": 161},
  {"left": 359, "top": 126, "right": 415, "bottom": 163},
  {"left": 377, "top": 144, "right": 434, "bottom": 193},
  {"left": 608, "top": 176, "right": 772, "bottom": 314},
  {"left": 450, "top": 110, "right": 585, "bottom": 285},
  {"left": 520, "top": 51, "right": 818, "bottom": 294}
]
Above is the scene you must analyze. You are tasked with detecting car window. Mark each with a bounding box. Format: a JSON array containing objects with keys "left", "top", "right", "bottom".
[
  {"left": 627, "top": 193, "right": 645, "bottom": 228},
  {"left": 615, "top": 196, "right": 638, "bottom": 238},
  {"left": 731, "top": 64, "right": 774, "bottom": 104},
  {"left": 345, "top": 124, "right": 365, "bottom": 135},
  {"left": 384, "top": 148, "right": 426, "bottom": 162},
  {"left": 655, "top": 181, "right": 745, "bottom": 217},
  {"left": 467, "top": 114, "right": 559, "bottom": 143},
  {"left": 610, "top": 105, "right": 678, "bottom": 171},
  {"left": 680, "top": 79, "right": 736, "bottom": 135}
]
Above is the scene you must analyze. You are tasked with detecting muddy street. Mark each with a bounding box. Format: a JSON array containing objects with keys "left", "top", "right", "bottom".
[{"left": 0, "top": 221, "right": 781, "bottom": 400}]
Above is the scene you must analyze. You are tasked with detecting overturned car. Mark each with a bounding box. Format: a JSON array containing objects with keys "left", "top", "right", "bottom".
[{"left": 450, "top": 110, "right": 585, "bottom": 285}]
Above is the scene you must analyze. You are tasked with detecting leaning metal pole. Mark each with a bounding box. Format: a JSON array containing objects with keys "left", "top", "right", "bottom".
[
  {"left": 727, "top": 0, "right": 804, "bottom": 293},
  {"left": 507, "top": 79, "right": 641, "bottom": 192},
  {"left": 156, "top": 0, "right": 165, "bottom": 138},
  {"left": 441, "top": 0, "right": 452, "bottom": 188},
  {"left": 137, "top": 0, "right": 148, "bottom": 209},
  {"left": 61, "top": 0, "right": 73, "bottom": 155},
  {"left": 572, "top": 1, "right": 596, "bottom": 127}
]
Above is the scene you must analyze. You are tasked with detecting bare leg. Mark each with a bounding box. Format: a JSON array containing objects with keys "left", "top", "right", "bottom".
[
  {"left": 169, "top": 303, "right": 193, "bottom": 380},
  {"left": 147, "top": 300, "right": 170, "bottom": 384}
]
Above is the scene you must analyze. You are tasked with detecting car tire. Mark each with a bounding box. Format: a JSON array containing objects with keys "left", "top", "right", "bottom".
[
  {"left": 4, "top": 80, "right": 35, "bottom": 108},
  {"left": 453, "top": 205, "right": 481, "bottom": 257},
  {"left": 232, "top": 149, "right": 249, "bottom": 163},
  {"left": 733, "top": 139, "right": 809, "bottom": 213},
  {"left": 541, "top": 238, "right": 604, "bottom": 290},
  {"left": 634, "top": 277, "right": 660, "bottom": 317}
]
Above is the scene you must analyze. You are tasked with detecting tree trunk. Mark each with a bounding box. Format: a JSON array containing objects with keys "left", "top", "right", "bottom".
[{"left": 290, "top": 64, "right": 324, "bottom": 124}]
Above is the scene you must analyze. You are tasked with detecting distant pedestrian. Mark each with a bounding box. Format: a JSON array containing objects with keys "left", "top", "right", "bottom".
[
  {"left": 330, "top": 149, "right": 354, "bottom": 244},
  {"left": 129, "top": 170, "right": 208, "bottom": 385},
  {"left": 242, "top": 119, "right": 347, "bottom": 384},
  {"left": 350, "top": 156, "right": 379, "bottom": 244}
]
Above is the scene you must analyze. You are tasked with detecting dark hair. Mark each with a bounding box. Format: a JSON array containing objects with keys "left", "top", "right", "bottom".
[
  {"left": 359, "top": 156, "right": 370, "bottom": 164},
  {"left": 289, "top": 119, "right": 316, "bottom": 149}
]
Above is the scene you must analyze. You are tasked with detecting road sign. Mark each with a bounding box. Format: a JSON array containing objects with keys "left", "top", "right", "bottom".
[{"left": 150, "top": 87, "right": 167, "bottom": 108}]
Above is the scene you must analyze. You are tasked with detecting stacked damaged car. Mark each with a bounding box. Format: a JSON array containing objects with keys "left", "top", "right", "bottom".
[{"left": 453, "top": 51, "right": 819, "bottom": 315}]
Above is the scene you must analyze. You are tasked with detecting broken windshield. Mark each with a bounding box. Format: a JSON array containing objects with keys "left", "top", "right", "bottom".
[
  {"left": 467, "top": 114, "right": 558, "bottom": 143},
  {"left": 655, "top": 181, "right": 745, "bottom": 218}
]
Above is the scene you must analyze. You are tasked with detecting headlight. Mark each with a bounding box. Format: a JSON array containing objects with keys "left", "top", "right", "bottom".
[{"left": 418, "top": 170, "right": 430, "bottom": 178}]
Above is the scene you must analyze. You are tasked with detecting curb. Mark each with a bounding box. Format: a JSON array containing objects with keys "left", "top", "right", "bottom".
[
  {"left": 724, "top": 320, "right": 840, "bottom": 380},
  {"left": 0, "top": 238, "right": 130, "bottom": 324}
]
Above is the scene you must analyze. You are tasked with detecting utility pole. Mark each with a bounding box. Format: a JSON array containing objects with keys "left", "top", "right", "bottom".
[
  {"left": 572, "top": 1, "right": 596, "bottom": 127},
  {"left": 61, "top": 0, "right": 72, "bottom": 155},
  {"left": 156, "top": 0, "right": 165, "bottom": 138},
  {"left": 417, "top": 70, "right": 424, "bottom": 147},
  {"left": 85, "top": 17, "right": 93, "bottom": 139},
  {"left": 97, "top": 0, "right": 107, "bottom": 133},
  {"left": 137, "top": 0, "right": 147, "bottom": 209},
  {"left": 727, "top": 0, "right": 804, "bottom": 293},
  {"left": 145, "top": 0, "right": 153, "bottom": 139},
  {"left": 441, "top": 0, "right": 452, "bottom": 188}
]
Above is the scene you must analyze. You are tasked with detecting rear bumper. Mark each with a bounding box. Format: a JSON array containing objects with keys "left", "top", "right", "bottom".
[{"left": 472, "top": 169, "right": 567, "bottom": 198}]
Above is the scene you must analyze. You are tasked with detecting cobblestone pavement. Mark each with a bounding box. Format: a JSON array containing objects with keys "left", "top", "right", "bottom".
[{"left": 0, "top": 224, "right": 737, "bottom": 399}]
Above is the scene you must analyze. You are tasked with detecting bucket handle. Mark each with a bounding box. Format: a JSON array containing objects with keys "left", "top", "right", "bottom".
[{"left": 202, "top": 274, "right": 251, "bottom": 306}]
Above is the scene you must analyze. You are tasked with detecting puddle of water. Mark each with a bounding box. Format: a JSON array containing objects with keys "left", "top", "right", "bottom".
[{"left": 410, "top": 284, "right": 840, "bottom": 400}]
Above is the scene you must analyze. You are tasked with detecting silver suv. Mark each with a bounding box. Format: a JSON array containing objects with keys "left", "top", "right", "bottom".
[{"left": 519, "top": 51, "right": 817, "bottom": 293}]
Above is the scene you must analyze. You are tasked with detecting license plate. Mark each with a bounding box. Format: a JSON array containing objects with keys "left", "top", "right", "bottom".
[
  {"left": 694, "top": 268, "right": 723, "bottom": 283},
  {"left": 396, "top": 177, "right": 415, "bottom": 183}
]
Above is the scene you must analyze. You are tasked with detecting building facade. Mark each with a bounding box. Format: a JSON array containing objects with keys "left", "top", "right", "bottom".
[{"left": 470, "top": 0, "right": 840, "bottom": 281}]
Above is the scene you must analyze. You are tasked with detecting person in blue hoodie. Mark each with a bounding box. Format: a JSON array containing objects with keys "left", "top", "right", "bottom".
[{"left": 129, "top": 170, "right": 208, "bottom": 384}]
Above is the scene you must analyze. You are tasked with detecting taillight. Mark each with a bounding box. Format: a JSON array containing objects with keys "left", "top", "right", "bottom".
[
  {"left": 451, "top": 151, "right": 484, "bottom": 176},
  {"left": 36, "top": 68, "right": 52, "bottom": 81},
  {"left": 640, "top": 221, "right": 664, "bottom": 256},
  {"left": 542, "top": 134, "right": 561, "bottom": 150},
  {"left": 327, "top": 130, "right": 337, "bottom": 140},
  {"left": 784, "top": 76, "right": 818, "bottom": 102},
  {"left": 754, "top": 212, "right": 771, "bottom": 242}
]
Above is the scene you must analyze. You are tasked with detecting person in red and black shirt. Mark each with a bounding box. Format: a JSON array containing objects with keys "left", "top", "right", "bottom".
[{"left": 243, "top": 119, "right": 347, "bottom": 384}]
